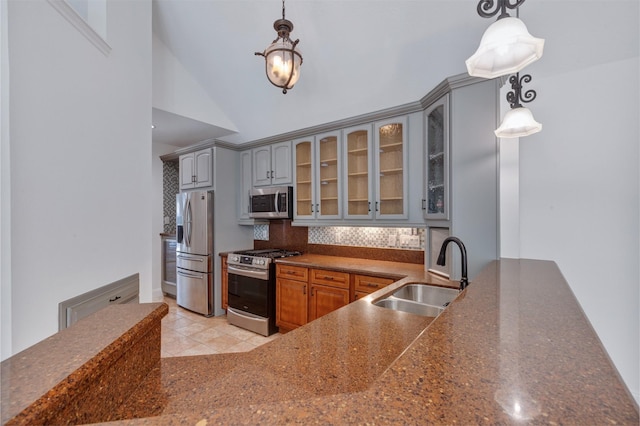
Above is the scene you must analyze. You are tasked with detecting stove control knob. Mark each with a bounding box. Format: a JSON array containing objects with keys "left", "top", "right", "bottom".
[{"left": 230, "top": 255, "right": 238, "bottom": 262}]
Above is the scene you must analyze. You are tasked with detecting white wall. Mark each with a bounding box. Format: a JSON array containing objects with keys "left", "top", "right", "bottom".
[
  {"left": 151, "top": 142, "right": 179, "bottom": 303},
  {"left": 3, "top": 0, "right": 152, "bottom": 356},
  {"left": 152, "top": 33, "right": 236, "bottom": 131},
  {"left": 513, "top": 57, "right": 639, "bottom": 401}
]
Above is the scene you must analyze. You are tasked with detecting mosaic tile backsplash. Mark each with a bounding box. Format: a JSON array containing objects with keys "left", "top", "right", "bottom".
[
  {"left": 255, "top": 225, "right": 423, "bottom": 250},
  {"left": 308, "top": 226, "right": 424, "bottom": 250},
  {"left": 163, "top": 161, "right": 179, "bottom": 233}
]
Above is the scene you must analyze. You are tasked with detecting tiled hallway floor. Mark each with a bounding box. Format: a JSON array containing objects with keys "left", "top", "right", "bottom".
[{"left": 161, "top": 297, "right": 280, "bottom": 358}]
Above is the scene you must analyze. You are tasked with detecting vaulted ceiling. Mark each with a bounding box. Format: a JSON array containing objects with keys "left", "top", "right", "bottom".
[{"left": 151, "top": 0, "right": 638, "bottom": 147}]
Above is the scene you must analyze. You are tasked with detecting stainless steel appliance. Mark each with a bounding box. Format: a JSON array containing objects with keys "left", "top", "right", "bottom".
[
  {"left": 227, "top": 248, "right": 300, "bottom": 336},
  {"left": 176, "top": 190, "right": 214, "bottom": 316},
  {"left": 249, "top": 186, "right": 293, "bottom": 219}
]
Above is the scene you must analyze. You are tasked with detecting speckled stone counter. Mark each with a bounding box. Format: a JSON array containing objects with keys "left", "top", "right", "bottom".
[
  {"left": 1, "top": 302, "right": 168, "bottom": 425},
  {"left": 6, "top": 259, "right": 638, "bottom": 425},
  {"left": 101, "top": 257, "right": 638, "bottom": 425}
]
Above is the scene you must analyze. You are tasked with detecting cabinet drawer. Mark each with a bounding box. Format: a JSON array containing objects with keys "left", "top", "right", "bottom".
[
  {"left": 277, "top": 264, "right": 308, "bottom": 281},
  {"left": 353, "top": 274, "right": 394, "bottom": 294},
  {"left": 310, "top": 269, "right": 349, "bottom": 289}
]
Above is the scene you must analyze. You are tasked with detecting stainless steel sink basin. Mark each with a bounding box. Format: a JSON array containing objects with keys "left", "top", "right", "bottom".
[
  {"left": 391, "top": 284, "right": 459, "bottom": 307},
  {"left": 373, "top": 298, "right": 444, "bottom": 317},
  {"left": 372, "top": 283, "right": 459, "bottom": 318}
]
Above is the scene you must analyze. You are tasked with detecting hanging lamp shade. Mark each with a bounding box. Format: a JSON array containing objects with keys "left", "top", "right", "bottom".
[
  {"left": 466, "top": 17, "right": 544, "bottom": 79},
  {"left": 262, "top": 34, "right": 302, "bottom": 91},
  {"left": 255, "top": 1, "right": 303, "bottom": 94},
  {"left": 495, "top": 107, "right": 542, "bottom": 138}
]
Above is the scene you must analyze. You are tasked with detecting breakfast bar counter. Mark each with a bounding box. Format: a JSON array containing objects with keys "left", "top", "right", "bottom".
[
  {"left": 112, "top": 257, "right": 637, "bottom": 425},
  {"left": 2, "top": 258, "right": 637, "bottom": 425}
]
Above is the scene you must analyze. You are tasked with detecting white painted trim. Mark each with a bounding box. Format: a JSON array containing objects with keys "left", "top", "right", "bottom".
[{"left": 47, "top": 0, "right": 111, "bottom": 56}]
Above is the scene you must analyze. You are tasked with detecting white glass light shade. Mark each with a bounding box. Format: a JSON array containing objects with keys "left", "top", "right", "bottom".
[
  {"left": 264, "top": 39, "right": 302, "bottom": 89},
  {"left": 466, "top": 17, "right": 544, "bottom": 79},
  {"left": 495, "top": 107, "right": 542, "bottom": 138}
]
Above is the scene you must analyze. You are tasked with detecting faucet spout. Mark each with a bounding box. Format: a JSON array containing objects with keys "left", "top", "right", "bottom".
[{"left": 436, "top": 236, "right": 469, "bottom": 291}]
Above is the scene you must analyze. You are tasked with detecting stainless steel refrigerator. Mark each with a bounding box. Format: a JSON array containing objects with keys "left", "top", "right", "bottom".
[{"left": 176, "top": 190, "right": 214, "bottom": 316}]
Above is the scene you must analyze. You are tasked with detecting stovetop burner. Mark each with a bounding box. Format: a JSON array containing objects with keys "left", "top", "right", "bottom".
[
  {"left": 227, "top": 248, "right": 302, "bottom": 269},
  {"left": 232, "top": 248, "right": 301, "bottom": 259}
]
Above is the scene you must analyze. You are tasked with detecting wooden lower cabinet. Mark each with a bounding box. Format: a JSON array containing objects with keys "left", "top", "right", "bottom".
[
  {"left": 276, "top": 265, "right": 309, "bottom": 332},
  {"left": 309, "top": 284, "right": 350, "bottom": 321},
  {"left": 351, "top": 274, "right": 394, "bottom": 301},
  {"left": 276, "top": 264, "right": 396, "bottom": 331},
  {"left": 309, "top": 268, "right": 350, "bottom": 321},
  {"left": 221, "top": 256, "right": 228, "bottom": 310}
]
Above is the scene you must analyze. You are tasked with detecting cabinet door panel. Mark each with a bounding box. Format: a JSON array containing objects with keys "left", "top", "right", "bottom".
[
  {"left": 375, "top": 117, "right": 408, "bottom": 219},
  {"left": 294, "top": 139, "right": 315, "bottom": 219},
  {"left": 238, "top": 150, "right": 253, "bottom": 220},
  {"left": 344, "top": 125, "right": 373, "bottom": 219},
  {"left": 425, "top": 94, "right": 450, "bottom": 220},
  {"left": 271, "top": 141, "right": 292, "bottom": 185},
  {"left": 253, "top": 147, "right": 272, "bottom": 186},
  {"left": 179, "top": 154, "right": 195, "bottom": 189},
  {"left": 276, "top": 277, "right": 308, "bottom": 330},
  {"left": 309, "top": 284, "right": 349, "bottom": 321},
  {"left": 316, "top": 132, "right": 341, "bottom": 219},
  {"left": 194, "top": 149, "right": 213, "bottom": 188}
]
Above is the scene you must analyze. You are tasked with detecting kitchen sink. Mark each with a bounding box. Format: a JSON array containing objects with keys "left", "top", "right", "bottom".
[
  {"left": 373, "top": 298, "right": 444, "bottom": 317},
  {"left": 391, "top": 284, "right": 459, "bottom": 307},
  {"left": 372, "top": 283, "right": 459, "bottom": 318}
]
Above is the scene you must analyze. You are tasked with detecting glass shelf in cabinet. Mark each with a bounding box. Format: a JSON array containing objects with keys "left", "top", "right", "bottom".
[
  {"left": 348, "top": 147, "right": 368, "bottom": 154},
  {"left": 378, "top": 142, "right": 403, "bottom": 152},
  {"left": 379, "top": 168, "right": 403, "bottom": 175}
]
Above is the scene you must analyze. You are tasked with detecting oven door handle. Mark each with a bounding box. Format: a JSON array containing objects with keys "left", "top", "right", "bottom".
[{"left": 227, "top": 264, "right": 269, "bottom": 280}]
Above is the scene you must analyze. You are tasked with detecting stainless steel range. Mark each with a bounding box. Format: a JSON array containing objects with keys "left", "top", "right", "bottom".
[{"left": 226, "top": 249, "right": 301, "bottom": 336}]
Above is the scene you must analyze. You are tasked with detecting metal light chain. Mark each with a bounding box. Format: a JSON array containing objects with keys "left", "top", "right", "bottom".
[
  {"left": 506, "top": 73, "right": 537, "bottom": 109},
  {"left": 476, "top": 0, "right": 527, "bottom": 20}
]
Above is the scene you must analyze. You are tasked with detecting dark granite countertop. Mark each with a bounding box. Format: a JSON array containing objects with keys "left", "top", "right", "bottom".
[
  {"left": 1, "top": 303, "right": 168, "bottom": 424},
  {"left": 108, "top": 257, "right": 638, "bottom": 425},
  {"left": 3, "top": 258, "right": 637, "bottom": 424}
]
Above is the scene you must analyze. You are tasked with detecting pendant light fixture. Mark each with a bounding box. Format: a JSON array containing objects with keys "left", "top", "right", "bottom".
[
  {"left": 495, "top": 73, "right": 542, "bottom": 138},
  {"left": 466, "top": 0, "right": 544, "bottom": 79},
  {"left": 255, "top": 0, "right": 303, "bottom": 94}
]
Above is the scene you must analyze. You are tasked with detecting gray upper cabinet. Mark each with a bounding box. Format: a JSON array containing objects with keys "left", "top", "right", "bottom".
[
  {"left": 374, "top": 116, "right": 409, "bottom": 220},
  {"left": 422, "top": 76, "right": 500, "bottom": 281},
  {"left": 293, "top": 132, "right": 342, "bottom": 221},
  {"left": 179, "top": 147, "right": 213, "bottom": 190},
  {"left": 424, "top": 94, "right": 450, "bottom": 220},
  {"left": 238, "top": 149, "right": 253, "bottom": 222},
  {"left": 253, "top": 141, "right": 292, "bottom": 187}
]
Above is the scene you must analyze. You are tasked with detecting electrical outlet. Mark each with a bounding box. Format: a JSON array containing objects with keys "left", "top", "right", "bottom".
[
  {"left": 388, "top": 235, "right": 397, "bottom": 247},
  {"left": 408, "top": 235, "right": 420, "bottom": 248}
]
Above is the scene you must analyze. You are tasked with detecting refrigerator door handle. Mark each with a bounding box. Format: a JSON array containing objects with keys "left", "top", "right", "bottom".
[
  {"left": 177, "top": 269, "right": 203, "bottom": 279},
  {"left": 185, "top": 197, "right": 192, "bottom": 247}
]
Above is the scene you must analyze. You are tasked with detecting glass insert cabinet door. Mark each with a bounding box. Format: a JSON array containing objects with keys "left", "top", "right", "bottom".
[
  {"left": 375, "top": 117, "right": 408, "bottom": 219},
  {"left": 315, "top": 131, "right": 341, "bottom": 218},
  {"left": 294, "top": 138, "right": 314, "bottom": 218},
  {"left": 424, "top": 94, "right": 449, "bottom": 220},
  {"left": 344, "top": 124, "right": 373, "bottom": 218}
]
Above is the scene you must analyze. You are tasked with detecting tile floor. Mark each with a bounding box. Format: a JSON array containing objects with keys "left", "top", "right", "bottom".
[{"left": 161, "top": 297, "right": 280, "bottom": 358}]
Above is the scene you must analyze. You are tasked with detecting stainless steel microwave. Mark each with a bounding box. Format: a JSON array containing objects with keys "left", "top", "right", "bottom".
[{"left": 249, "top": 186, "right": 293, "bottom": 219}]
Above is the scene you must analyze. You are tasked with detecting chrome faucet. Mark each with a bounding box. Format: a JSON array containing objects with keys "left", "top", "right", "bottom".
[{"left": 436, "top": 236, "right": 469, "bottom": 291}]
